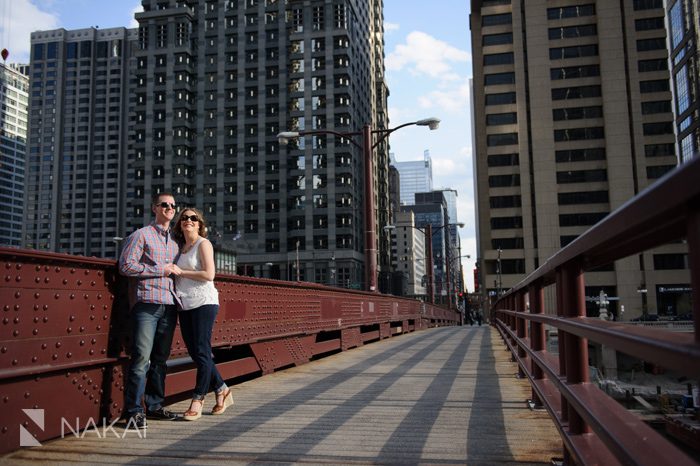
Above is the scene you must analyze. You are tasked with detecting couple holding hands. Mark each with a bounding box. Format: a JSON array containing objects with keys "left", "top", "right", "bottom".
[{"left": 118, "top": 192, "right": 232, "bottom": 428}]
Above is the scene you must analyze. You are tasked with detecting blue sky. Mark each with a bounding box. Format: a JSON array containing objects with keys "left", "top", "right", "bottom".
[{"left": 2, "top": 0, "right": 476, "bottom": 287}]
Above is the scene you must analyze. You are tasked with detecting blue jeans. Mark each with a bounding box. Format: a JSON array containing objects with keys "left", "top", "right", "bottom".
[
  {"left": 178, "top": 304, "right": 225, "bottom": 399},
  {"left": 124, "top": 303, "right": 177, "bottom": 415}
]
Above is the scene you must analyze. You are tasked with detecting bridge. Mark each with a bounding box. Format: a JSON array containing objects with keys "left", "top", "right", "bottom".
[{"left": 1, "top": 157, "right": 699, "bottom": 465}]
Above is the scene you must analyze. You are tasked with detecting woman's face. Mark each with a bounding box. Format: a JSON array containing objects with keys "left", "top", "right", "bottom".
[{"left": 179, "top": 210, "right": 200, "bottom": 235}]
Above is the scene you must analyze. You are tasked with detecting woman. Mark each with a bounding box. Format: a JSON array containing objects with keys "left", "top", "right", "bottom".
[{"left": 173, "top": 207, "right": 233, "bottom": 420}]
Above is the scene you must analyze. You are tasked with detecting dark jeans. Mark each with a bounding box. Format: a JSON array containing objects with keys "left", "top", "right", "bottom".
[
  {"left": 124, "top": 303, "right": 177, "bottom": 415},
  {"left": 179, "top": 304, "right": 225, "bottom": 399}
]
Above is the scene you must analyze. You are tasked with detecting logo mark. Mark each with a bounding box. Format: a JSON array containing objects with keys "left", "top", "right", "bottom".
[{"left": 20, "top": 409, "right": 44, "bottom": 447}]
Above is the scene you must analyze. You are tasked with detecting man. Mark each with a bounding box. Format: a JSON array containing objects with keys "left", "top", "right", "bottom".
[{"left": 119, "top": 192, "right": 182, "bottom": 428}]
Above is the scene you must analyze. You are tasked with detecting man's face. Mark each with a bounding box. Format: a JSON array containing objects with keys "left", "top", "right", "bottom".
[{"left": 152, "top": 195, "right": 176, "bottom": 225}]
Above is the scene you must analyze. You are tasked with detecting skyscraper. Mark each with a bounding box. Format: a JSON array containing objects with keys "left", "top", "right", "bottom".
[
  {"left": 25, "top": 27, "right": 135, "bottom": 257},
  {"left": 0, "top": 63, "right": 29, "bottom": 248},
  {"left": 129, "top": 0, "right": 388, "bottom": 287},
  {"left": 393, "top": 149, "right": 433, "bottom": 206},
  {"left": 24, "top": 1, "right": 389, "bottom": 287},
  {"left": 471, "top": 0, "right": 690, "bottom": 319},
  {"left": 666, "top": 0, "right": 700, "bottom": 163}
]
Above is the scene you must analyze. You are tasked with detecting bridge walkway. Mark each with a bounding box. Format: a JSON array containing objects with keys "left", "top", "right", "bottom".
[{"left": 1, "top": 326, "right": 561, "bottom": 465}]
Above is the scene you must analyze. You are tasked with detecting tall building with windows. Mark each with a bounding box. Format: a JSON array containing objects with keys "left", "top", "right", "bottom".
[
  {"left": 24, "top": 1, "right": 389, "bottom": 286},
  {"left": 0, "top": 63, "right": 29, "bottom": 247},
  {"left": 392, "top": 149, "right": 433, "bottom": 206},
  {"left": 24, "top": 27, "right": 136, "bottom": 258},
  {"left": 666, "top": 0, "right": 699, "bottom": 163},
  {"left": 471, "top": 0, "right": 690, "bottom": 319},
  {"left": 130, "top": 0, "right": 388, "bottom": 287}
]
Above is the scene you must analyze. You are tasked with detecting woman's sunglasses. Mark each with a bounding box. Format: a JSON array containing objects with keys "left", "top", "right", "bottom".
[{"left": 180, "top": 214, "right": 199, "bottom": 222}]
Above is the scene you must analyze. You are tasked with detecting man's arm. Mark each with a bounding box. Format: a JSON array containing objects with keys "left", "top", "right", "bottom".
[{"left": 118, "top": 230, "right": 167, "bottom": 277}]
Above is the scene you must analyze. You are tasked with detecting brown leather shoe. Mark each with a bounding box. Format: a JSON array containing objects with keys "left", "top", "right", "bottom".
[{"left": 211, "top": 389, "right": 233, "bottom": 415}]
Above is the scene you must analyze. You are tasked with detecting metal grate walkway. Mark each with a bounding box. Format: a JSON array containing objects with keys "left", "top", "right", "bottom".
[{"left": 1, "top": 326, "right": 561, "bottom": 465}]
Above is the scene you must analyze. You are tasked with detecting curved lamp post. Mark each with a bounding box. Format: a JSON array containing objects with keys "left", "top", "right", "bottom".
[{"left": 278, "top": 118, "right": 440, "bottom": 292}]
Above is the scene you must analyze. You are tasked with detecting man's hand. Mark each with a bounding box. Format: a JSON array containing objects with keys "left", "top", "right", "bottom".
[{"left": 164, "top": 263, "right": 182, "bottom": 276}]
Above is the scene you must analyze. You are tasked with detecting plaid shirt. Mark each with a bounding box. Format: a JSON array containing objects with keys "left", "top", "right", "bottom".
[{"left": 119, "top": 222, "right": 180, "bottom": 308}]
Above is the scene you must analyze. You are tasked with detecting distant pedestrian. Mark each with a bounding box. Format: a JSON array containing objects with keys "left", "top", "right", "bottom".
[{"left": 476, "top": 310, "right": 483, "bottom": 326}]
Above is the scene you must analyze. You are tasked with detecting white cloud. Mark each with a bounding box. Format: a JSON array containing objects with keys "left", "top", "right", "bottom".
[
  {"left": 0, "top": 0, "right": 59, "bottom": 63},
  {"left": 386, "top": 31, "right": 470, "bottom": 82},
  {"left": 128, "top": 2, "right": 143, "bottom": 28},
  {"left": 418, "top": 80, "right": 470, "bottom": 113}
]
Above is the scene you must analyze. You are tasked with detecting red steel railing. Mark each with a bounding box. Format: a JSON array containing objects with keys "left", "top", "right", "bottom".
[
  {"left": 491, "top": 156, "right": 700, "bottom": 465},
  {"left": 0, "top": 249, "right": 459, "bottom": 453}
]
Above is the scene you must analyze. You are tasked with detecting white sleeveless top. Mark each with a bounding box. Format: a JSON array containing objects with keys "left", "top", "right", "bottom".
[{"left": 175, "top": 238, "right": 219, "bottom": 310}]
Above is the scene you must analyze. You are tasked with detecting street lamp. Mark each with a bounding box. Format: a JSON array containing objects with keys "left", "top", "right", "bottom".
[{"left": 278, "top": 118, "right": 440, "bottom": 293}]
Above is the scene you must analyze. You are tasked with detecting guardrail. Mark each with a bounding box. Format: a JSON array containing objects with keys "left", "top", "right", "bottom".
[
  {"left": 0, "top": 247, "right": 459, "bottom": 453},
  {"left": 492, "top": 155, "right": 700, "bottom": 466}
]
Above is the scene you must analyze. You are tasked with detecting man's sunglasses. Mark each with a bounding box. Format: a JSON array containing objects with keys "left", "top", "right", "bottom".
[
  {"left": 180, "top": 214, "right": 200, "bottom": 222},
  {"left": 156, "top": 202, "right": 177, "bottom": 209}
]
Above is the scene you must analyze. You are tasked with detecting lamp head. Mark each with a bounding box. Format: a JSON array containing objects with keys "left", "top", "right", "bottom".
[
  {"left": 416, "top": 117, "right": 440, "bottom": 130},
  {"left": 276, "top": 131, "right": 299, "bottom": 145},
  {"left": 383, "top": 225, "right": 396, "bottom": 231}
]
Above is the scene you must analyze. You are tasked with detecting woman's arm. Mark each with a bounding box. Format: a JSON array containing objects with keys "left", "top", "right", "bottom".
[{"left": 179, "top": 239, "right": 216, "bottom": 282}]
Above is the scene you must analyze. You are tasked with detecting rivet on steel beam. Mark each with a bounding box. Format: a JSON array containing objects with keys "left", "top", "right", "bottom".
[
  {"left": 12, "top": 330, "right": 19, "bottom": 337},
  {"left": 41, "top": 343, "right": 47, "bottom": 349},
  {"left": 91, "top": 338, "right": 97, "bottom": 344},
  {"left": 44, "top": 277, "right": 50, "bottom": 283},
  {"left": 78, "top": 384, "right": 83, "bottom": 390},
  {"left": 43, "top": 317, "right": 48, "bottom": 323},
  {"left": 1, "top": 427, "right": 6, "bottom": 433},
  {"left": 55, "top": 267, "right": 60, "bottom": 273},
  {"left": 13, "top": 317, "right": 19, "bottom": 324},
  {"left": 79, "top": 326, "right": 85, "bottom": 332},
  {"left": 70, "top": 268, "right": 76, "bottom": 274},
  {"left": 34, "top": 277, "right": 40, "bottom": 283},
  {"left": 96, "top": 325, "right": 101, "bottom": 331},
  {"left": 33, "top": 305, "right": 39, "bottom": 311},
  {"left": 91, "top": 281, "right": 96, "bottom": 286},
  {"left": 0, "top": 347, "right": 5, "bottom": 353},
  {"left": 54, "top": 293, "right": 60, "bottom": 299},
  {"left": 33, "top": 317, "right": 39, "bottom": 323},
  {"left": 69, "top": 315, "right": 75, "bottom": 322},
  {"left": 77, "top": 280, "right": 82, "bottom": 286},
  {"left": 35, "top": 265, "right": 40, "bottom": 272},
  {"left": 90, "top": 315, "right": 95, "bottom": 320},
  {"left": 2, "top": 318, "right": 7, "bottom": 324},
  {"left": 66, "top": 352, "right": 72, "bottom": 358},
  {"left": 79, "top": 340, "right": 85, "bottom": 346},
  {"left": 89, "top": 349, "right": 95, "bottom": 355},
  {"left": 90, "top": 305, "right": 95, "bottom": 311},
  {"left": 31, "top": 356, "right": 37, "bottom": 362},
  {"left": 63, "top": 279, "right": 68, "bottom": 285},
  {"left": 12, "top": 359, "right": 18, "bottom": 365},
  {"left": 24, "top": 392, "right": 30, "bottom": 399},
  {"left": 3, "top": 305, "right": 8, "bottom": 311},
  {"left": 43, "top": 305, "right": 48, "bottom": 310},
  {"left": 101, "top": 349, "right": 106, "bottom": 354},
  {"left": 13, "top": 304, "right": 19, "bottom": 311},
  {"left": 67, "top": 327, "right": 72, "bottom": 333},
  {"left": 56, "top": 342, "right": 61, "bottom": 348},
  {"left": 97, "top": 271, "right": 103, "bottom": 277},
  {"left": 14, "top": 291, "right": 20, "bottom": 298},
  {"left": 72, "top": 379, "right": 77, "bottom": 384},
  {"left": 32, "top": 329, "right": 38, "bottom": 336},
  {"left": 70, "top": 294, "right": 75, "bottom": 300}
]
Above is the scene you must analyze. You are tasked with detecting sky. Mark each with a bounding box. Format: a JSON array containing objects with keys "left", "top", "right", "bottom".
[{"left": 0, "top": 0, "right": 476, "bottom": 288}]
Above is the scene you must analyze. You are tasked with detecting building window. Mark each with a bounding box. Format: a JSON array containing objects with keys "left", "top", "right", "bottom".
[
  {"left": 640, "top": 79, "right": 669, "bottom": 93},
  {"left": 646, "top": 164, "right": 676, "bottom": 179},
  {"left": 642, "top": 122, "right": 673, "bottom": 136},
  {"left": 482, "top": 13, "right": 512, "bottom": 26},
  {"left": 484, "top": 52, "right": 514, "bottom": 66},
  {"left": 488, "top": 174, "right": 520, "bottom": 187},
  {"left": 491, "top": 216, "right": 522, "bottom": 229},
  {"left": 637, "top": 58, "right": 668, "bottom": 73},
  {"left": 554, "top": 126, "right": 604, "bottom": 141},
  {"left": 491, "top": 238, "right": 524, "bottom": 250},
  {"left": 633, "top": 0, "right": 663, "bottom": 10},
  {"left": 636, "top": 38, "right": 666, "bottom": 52},
  {"left": 644, "top": 143, "right": 675, "bottom": 157},
  {"left": 653, "top": 254, "right": 687, "bottom": 270},
  {"left": 484, "top": 72, "right": 515, "bottom": 85},
  {"left": 548, "top": 24, "right": 597, "bottom": 40},
  {"left": 486, "top": 112, "right": 517, "bottom": 125},
  {"left": 552, "top": 106, "right": 602, "bottom": 121},
  {"left": 487, "top": 132, "right": 518, "bottom": 146},
  {"left": 547, "top": 4, "right": 595, "bottom": 20},
  {"left": 483, "top": 32, "right": 513, "bottom": 46},
  {"left": 556, "top": 169, "right": 607, "bottom": 183},
  {"left": 489, "top": 195, "right": 522, "bottom": 208},
  {"left": 552, "top": 85, "right": 601, "bottom": 100},
  {"left": 557, "top": 190, "right": 608, "bottom": 205},
  {"left": 635, "top": 17, "right": 665, "bottom": 32},
  {"left": 550, "top": 64, "right": 599, "bottom": 80},
  {"left": 485, "top": 92, "right": 516, "bottom": 105},
  {"left": 555, "top": 148, "right": 606, "bottom": 162},
  {"left": 559, "top": 212, "right": 608, "bottom": 227},
  {"left": 487, "top": 153, "right": 519, "bottom": 167}
]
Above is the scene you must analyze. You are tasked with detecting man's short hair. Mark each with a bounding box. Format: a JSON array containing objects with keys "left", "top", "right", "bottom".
[{"left": 152, "top": 191, "right": 175, "bottom": 205}]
